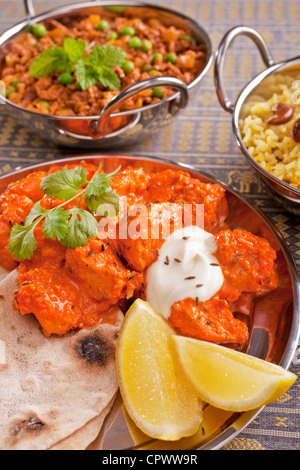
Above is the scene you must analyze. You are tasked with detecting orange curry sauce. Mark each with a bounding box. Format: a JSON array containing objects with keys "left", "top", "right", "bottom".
[{"left": 0, "top": 162, "right": 278, "bottom": 342}]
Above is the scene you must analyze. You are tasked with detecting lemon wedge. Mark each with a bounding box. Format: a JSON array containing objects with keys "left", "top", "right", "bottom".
[
  {"left": 116, "top": 299, "right": 202, "bottom": 441},
  {"left": 173, "top": 335, "right": 297, "bottom": 412}
]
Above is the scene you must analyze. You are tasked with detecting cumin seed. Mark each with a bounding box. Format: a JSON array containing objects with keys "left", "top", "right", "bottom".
[
  {"left": 164, "top": 255, "right": 169, "bottom": 265},
  {"left": 182, "top": 236, "right": 190, "bottom": 240},
  {"left": 210, "top": 263, "right": 219, "bottom": 267},
  {"left": 185, "top": 276, "right": 196, "bottom": 280},
  {"left": 196, "top": 284, "right": 203, "bottom": 288},
  {"left": 196, "top": 297, "right": 199, "bottom": 305},
  {"left": 174, "top": 258, "right": 181, "bottom": 263},
  {"left": 232, "top": 253, "right": 242, "bottom": 266}
]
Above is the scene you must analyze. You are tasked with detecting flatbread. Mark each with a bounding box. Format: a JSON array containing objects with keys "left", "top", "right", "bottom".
[
  {"left": 0, "top": 269, "right": 123, "bottom": 450},
  {"left": 87, "top": 392, "right": 123, "bottom": 450},
  {"left": 49, "top": 395, "right": 117, "bottom": 450},
  {"left": 0, "top": 266, "right": 9, "bottom": 282}
]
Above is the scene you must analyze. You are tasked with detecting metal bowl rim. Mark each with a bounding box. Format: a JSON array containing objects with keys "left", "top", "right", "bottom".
[
  {"left": 0, "top": 0, "right": 213, "bottom": 121},
  {"left": 232, "top": 55, "right": 300, "bottom": 198}
]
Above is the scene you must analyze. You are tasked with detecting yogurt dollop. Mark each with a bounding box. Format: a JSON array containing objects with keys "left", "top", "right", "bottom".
[{"left": 146, "top": 226, "right": 224, "bottom": 319}]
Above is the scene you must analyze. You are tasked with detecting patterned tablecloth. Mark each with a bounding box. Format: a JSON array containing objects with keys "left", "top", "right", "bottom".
[{"left": 0, "top": 0, "right": 299, "bottom": 451}]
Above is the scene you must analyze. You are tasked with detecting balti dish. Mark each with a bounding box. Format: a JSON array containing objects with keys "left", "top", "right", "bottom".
[{"left": 0, "top": 158, "right": 295, "bottom": 449}]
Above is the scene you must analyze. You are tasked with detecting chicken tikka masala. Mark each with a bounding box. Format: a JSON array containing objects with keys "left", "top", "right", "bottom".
[{"left": 0, "top": 162, "right": 278, "bottom": 346}]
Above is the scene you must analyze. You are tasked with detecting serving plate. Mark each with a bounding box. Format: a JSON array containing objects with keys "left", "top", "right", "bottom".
[{"left": 0, "top": 154, "right": 299, "bottom": 450}]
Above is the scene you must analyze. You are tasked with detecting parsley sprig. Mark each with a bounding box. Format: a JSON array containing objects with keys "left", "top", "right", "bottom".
[
  {"left": 8, "top": 165, "right": 120, "bottom": 261},
  {"left": 29, "top": 38, "right": 127, "bottom": 91}
]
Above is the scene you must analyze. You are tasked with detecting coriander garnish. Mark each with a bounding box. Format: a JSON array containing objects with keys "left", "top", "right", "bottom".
[{"left": 8, "top": 164, "right": 120, "bottom": 261}]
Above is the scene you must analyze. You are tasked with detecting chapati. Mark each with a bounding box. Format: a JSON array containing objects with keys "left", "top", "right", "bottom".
[{"left": 0, "top": 269, "right": 123, "bottom": 450}]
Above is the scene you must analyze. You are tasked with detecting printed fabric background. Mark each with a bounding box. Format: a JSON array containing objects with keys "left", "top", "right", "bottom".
[{"left": 0, "top": 0, "right": 299, "bottom": 450}]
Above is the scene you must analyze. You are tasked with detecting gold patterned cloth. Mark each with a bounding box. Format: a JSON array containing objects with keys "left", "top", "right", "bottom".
[{"left": 0, "top": 0, "right": 299, "bottom": 451}]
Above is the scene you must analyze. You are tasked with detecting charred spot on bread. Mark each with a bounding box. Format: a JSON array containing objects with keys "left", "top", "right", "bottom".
[
  {"left": 11, "top": 416, "right": 46, "bottom": 437},
  {"left": 77, "top": 335, "right": 108, "bottom": 365}
]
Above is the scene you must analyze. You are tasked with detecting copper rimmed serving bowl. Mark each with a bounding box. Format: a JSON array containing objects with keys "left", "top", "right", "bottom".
[
  {"left": 215, "top": 26, "right": 300, "bottom": 215},
  {"left": 0, "top": 0, "right": 213, "bottom": 149},
  {"left": 0, "top": 154, "right": 299, "bottom": 450}
]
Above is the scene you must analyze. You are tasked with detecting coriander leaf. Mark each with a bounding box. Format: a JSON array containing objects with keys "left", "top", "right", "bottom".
[
  {"left": 87, "top": 45, "right": 126, "bottom": 68},
  {"left": 61, "top": 208, "right": 98, "bottom": 248},
  {"left": 8, "top": 223, "right": 38, "bottom": 261},
  {"left": 25, "top": 201, "right": 47, "bottom": 225},
  {"left": 85, "top": 195, "right": 103, "bottom": 213},
  {"left": 42, "top": 207, "right": 70, "bottom": 241},
  {"left": 75, "top": 58, "right": 98, "bottom": 90},
  {"left": 29, "top": 47, "right": 68, "bottom": 78},
  {"left": 63, "top": 38, "right": 86, "bottom": 64},
  {"left": 75, "top": 209, "right": 98, "bottom": 238},
  {"left": 97, "top": 66, "right": 121, "bottom": 90},
  {"left": 41, "top": 167, "right": 88, "bottom": 200},
  {"left": 7, "top": 165, "right": 121, "bottom": 260},
  {"left": 85, "top": 173, "right": 111, "bottom": 198},
  {"left": 72, "top": 165, "right": 89, "bottom": 183},
  {"left": 88, "top": 188, "right": 120, "bottom": 217}
]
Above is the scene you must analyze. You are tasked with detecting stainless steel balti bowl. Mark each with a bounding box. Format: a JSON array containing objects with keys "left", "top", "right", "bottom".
[
  {"left": 0, "top": 153, "right": 299, "bottom": 449},
  {"left": 215, "top": 26, "right": 300, "bottom": 215},
  {"left": 0, "top": 0, "right": 213, "bottom": 149}
]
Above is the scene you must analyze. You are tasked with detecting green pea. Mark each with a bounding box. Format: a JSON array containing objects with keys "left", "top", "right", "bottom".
[
  {"left": 28, "top": 23, "right": 46, "bottom": 38},
  {"left": 181, "top": 35, "right": 192, "bottom": 42},
  {"left": 107, "top": 31, "right": 118, "bottom": 40},
  {"left": 39, "top": 101, "right": 50, "bottom": 111},
  {"left": 141, "top": 39, "right": 152, "bottom": 52},
  {"left": 5, "top": 85, "right": 15, "bottom": 98},
  {"left": 166, "top": 52, "right": 178, "bottom": 64},
  {"left": 129, "top": 36, "right": 142, "bottom": 49},
  {"left": 153, "top": 87, "right": 164, "bottom": 99},
  {"left": 58, "top": 72, "right": 73, "bottom": 86},
  {"left": 151, "top": 52, "right": 163, "bottom": 64},
  {"left": 149, "top": 69, "right": 163, "bottom": 76},
  {"left": 97, "top": 20, "right": 110, "bottom": 31},
  {"left": 121, "top": 26, "right": 135, "bottom": 36},
  {"left": 122, "top": 60, "right": 135, "bottom": 74},
  {"left": 5, "top": 80, "right": 20, "bottom": 97},
  {"left": 142, "top": 64, "right": 151, "bottom": 72}
]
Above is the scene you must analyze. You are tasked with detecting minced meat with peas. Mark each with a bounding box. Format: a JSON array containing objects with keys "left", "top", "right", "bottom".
[{"left": 0, "top": 9, "right": 207, "bottom": 118}]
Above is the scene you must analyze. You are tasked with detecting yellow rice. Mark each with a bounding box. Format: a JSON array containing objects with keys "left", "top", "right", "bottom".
[{"left": 240, "top": 81, "right": 300, "bottom": 190}]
